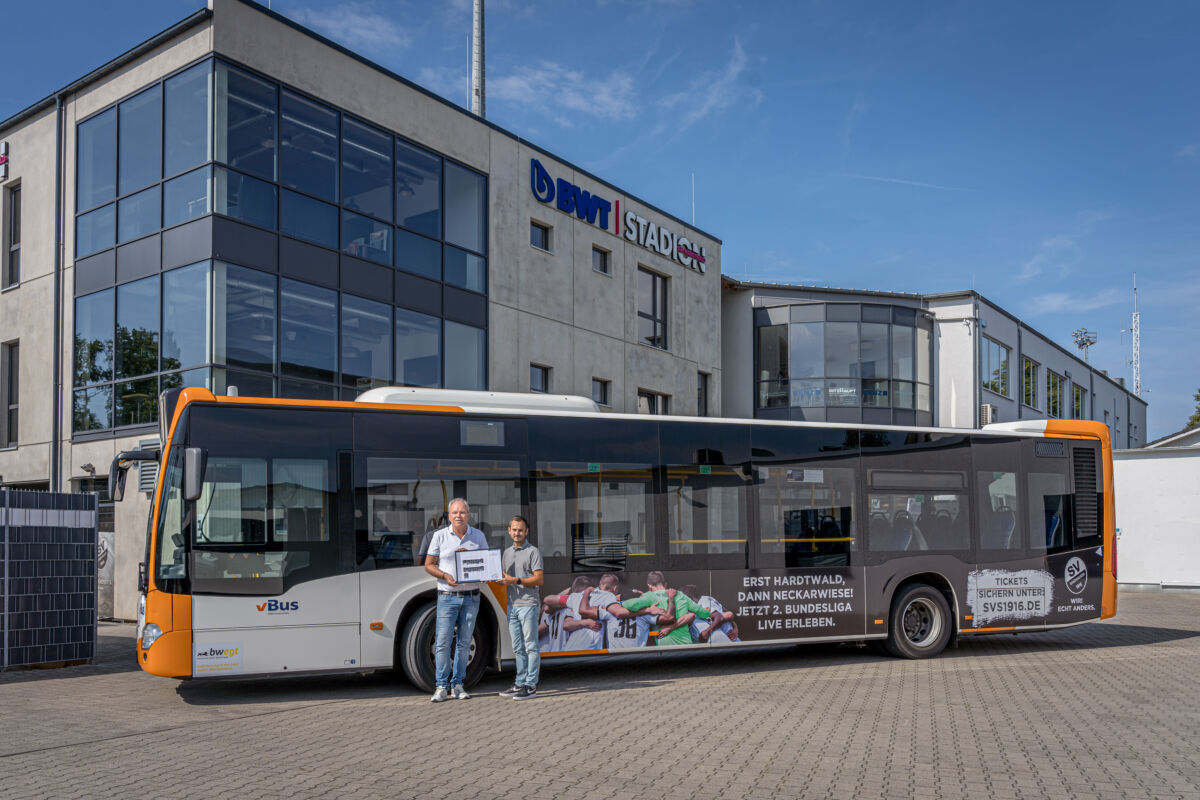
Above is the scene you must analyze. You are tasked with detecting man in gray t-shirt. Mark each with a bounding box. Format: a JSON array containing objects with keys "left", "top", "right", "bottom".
[{"left": 494, "top": 515, "right": 544, "bottom": 700}]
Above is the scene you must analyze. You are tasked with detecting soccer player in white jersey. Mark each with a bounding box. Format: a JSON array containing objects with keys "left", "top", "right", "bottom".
[
  {"left": 541, "top": 576, "right": 593, "bottom": 652},
  {"left": 561, "top": 585, "right": 604, "bottom": 651},
  {"left": 579, "top": 574, "right": 672, "bottom": 649},
  {"left": 682, "top": 584, "right": 740, "bottom": 643}
]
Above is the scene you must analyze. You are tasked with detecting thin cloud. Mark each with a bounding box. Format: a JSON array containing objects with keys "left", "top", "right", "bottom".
[
  {"left": 1017, "top": 235, "right": 1081, "bottom": 281},
  {"left": 1024, "top": 288, "right": 1123, "bottom": 316},
  {"left": 490, "top": 62, "right": 636, "bottom": 122},
  {"left": 288, "top": 3, "right": 412, "bottom": 54},
  {"left": 660, "top": 38, "right": 762, "bottom": 137},
  {"left": 841, "top": 173, "right": 969, "bottom": 192},
  {"left": 1175, "top": 142, "right": 1200, "bottom": 158},
  {"left": 416, "top": 65, "right": 466, "bottom": 106},
  {"left": 842, "top": 97, "right": 868, "bottom": 150}
]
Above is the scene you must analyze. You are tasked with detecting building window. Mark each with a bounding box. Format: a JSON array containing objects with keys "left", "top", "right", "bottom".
[
  {"left": 697, "top": 372, "right": 710, "bottom": 416},
  {"left": 1046, "top": 371, "right": 1064, "bottom": 418},
  {"left": 1022, "top": 357, "right": 1039, "bottom": 409},
  {"left": 530, "top": 364, "right": 550, "bottom": 393},
  {"left": 637, "top": 390, "right": 669, "bottom": 416},
  {"left": 981, "top": 337, "right": 1010, "bottom": 397},
  {"left": 3, "top": 185, "right": 19, "bottom": 288},
  {"left": 637, "top": 267, "right": 668, "bottom": 350},
  {"left": 1, "top": 341, "right": 16, "bottom": 447},
  {"left": 530, "top": 220, "right": 550, "bottom": 251},
  {"left": 592, "top": 378, "right": 610, "bottom": 406},
  {"left": 592, "top": 246, "right": 610, "bottom": 274},
  {"left": 1072, "top": 385, "right": 1086, "bottom": 419}
]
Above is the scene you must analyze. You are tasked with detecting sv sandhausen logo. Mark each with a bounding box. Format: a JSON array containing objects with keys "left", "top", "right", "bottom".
[
  {"left": 256, "top": 599, "right": 299, "bottom": 613},
  {"left": 529, "top": 158, "right": 707, "bottom": 273}
]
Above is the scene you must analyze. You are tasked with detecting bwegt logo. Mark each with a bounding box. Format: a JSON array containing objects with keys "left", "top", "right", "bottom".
[
  {"left": 197, "top": 646, "right": 239, "bottom": 658},
  {"left": 256, "top": 600, "right": 299, "bottom": 612}
]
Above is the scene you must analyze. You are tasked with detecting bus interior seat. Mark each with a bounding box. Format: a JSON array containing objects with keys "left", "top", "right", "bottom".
[
  {"left": 818, "top": 518, "right": 842, "bottom": 554},
  {"left": 1045, "top": 511, "right": 1063, "bottom": 549},
  {"left": 981, "top": 508, "right": 1016, "bottom": 550},
  {"left": 869, "top": 513, "right": 893, "bottom": 550},
  {"left": 892, "top": 511, "right": 914, "bottom": 550}
]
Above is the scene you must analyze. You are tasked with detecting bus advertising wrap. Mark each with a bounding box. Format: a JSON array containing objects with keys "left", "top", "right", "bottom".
[{"left": 537, "top": 568, "right": 865, "bottom": 653}]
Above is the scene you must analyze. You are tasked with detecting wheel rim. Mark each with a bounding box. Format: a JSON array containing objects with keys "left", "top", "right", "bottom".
[
  {"left": 901, "top": 597, "right": 942, "bottom": 647},
  {"left": 427, "top": 634, "right": 478, "bottom": 666}
]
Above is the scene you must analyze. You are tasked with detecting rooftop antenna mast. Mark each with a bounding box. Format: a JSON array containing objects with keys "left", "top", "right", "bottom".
[
  {"left": 1130, "top": 272, "right": 1141, "bottom": 396},
  {"left": 1072, "top": 327, "right": 1097, "bottom": 363},
  {"left": 470, "top": 0, "right": 485, "bottom": 118}
]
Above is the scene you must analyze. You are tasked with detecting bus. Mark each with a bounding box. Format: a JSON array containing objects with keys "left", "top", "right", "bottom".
[{"left": 111, "top": 386, "right": 1115, "bottom": 690}]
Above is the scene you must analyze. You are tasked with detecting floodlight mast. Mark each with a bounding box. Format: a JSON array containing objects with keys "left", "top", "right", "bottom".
[{"left": 1072, "top": 328, "right": 1097, "bottom": 362}]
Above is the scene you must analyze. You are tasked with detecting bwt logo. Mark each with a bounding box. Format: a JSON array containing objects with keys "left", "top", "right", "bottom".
[
  {"left": 531, "top": 158, "right": 613, "bottom": 230},
  {"left": 256, "top": 600, "right": 299, "bottom": 613}
]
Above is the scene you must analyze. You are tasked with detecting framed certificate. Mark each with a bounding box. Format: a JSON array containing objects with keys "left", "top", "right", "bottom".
[{"left": 454, "top": 548, "right": 503, "bottom": 582}]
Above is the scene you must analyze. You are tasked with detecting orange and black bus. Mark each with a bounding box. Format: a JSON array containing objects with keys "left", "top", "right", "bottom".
[{"left": 111, "top": 386, "right": 1115, "bottom": 689}]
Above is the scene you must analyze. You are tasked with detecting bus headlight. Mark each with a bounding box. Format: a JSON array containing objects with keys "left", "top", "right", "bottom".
[{"left": 141, "top": 623, "right": 163, "bottom": 650}]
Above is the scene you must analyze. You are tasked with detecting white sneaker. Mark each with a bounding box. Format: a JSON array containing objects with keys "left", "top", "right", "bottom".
[
  {"left": 431, "top": 686, "right": 449, "bottom": 703},
  {"left": 451, "top": 684, "right": 470, "bottom": 700}
]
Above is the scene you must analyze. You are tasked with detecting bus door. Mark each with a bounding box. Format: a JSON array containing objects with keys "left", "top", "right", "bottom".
[
  {"left": 748, "top": 425, "right": 864, "bottom": 642},
  {"left": 1034, "top": 441, "right": 1105, "bottom": 625},
  {"left": 187, "top": 406, "right": 359, "bottom": 676},
  {"left": 352, "top": 413, "right": 528, "bottom": 668}
]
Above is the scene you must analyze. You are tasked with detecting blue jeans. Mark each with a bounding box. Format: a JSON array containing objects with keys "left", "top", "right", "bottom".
[
  {"left": 507, "top": 604, "right": 540, "bottom": 688},
  {"left": 434, "top": 591, "right": 481, "bottom": 688}
]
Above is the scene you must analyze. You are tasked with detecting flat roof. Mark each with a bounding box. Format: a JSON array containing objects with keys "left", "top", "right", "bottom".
[{"left": 721, "top": 278, "right": 1145, "bottom": 405}]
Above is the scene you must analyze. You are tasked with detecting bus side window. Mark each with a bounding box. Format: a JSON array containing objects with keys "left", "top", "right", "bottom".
[
  {"left": 534, "top": 461, "right": 653, "bottom": 574},
  {"left": 976, "top": 471, "right": 1020, "bottom": 554},
  {"left": 756, "top": 465, "right": 855, "bottom": 568},
  {"left": 1028, "top": 471, "right": 1073, "bottom": 556}
]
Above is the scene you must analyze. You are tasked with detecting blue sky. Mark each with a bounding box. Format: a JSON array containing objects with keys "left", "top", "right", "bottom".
[{"left": 3, "top": 1, "right": 1197, "bottom": 439}]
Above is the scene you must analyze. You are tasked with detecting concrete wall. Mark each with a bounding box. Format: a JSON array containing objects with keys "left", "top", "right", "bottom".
[
  {"left": 928, "top": 296, "right": 976, "bottom": 428},
  {"left": 1114, "top": 448, "right": 1200, "bottom": 587},
  {"left": 0, "top": 107, "right": 58, "bottom": 486},
  {"left": 720, "top": 285, "right": 754, "bottom": 419}
]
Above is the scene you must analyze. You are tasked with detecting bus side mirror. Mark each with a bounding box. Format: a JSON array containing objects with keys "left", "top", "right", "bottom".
[
  {"left": 109, "top": 467, "right": 128, "bottom": 503},
  {"left": 183, "top": 447, "right": 205, "bottom": 502},
  {"left": 108, "top": 449, "right": 159, "bottom": 503}
]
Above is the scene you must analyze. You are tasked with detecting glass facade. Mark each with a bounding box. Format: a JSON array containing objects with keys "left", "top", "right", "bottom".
[
  {"left": 754, "top": 303, "right": 933, "bottom": 425},
  {"left": 981, "top": 336, "right": 1010, "bottom": 397},
  {"left": 71, "top": 56, "right": 489, "bottom": 434}
]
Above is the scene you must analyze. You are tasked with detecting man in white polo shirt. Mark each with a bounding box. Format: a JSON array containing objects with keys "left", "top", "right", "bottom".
[{"left": 423, "top": 497, "right": 488, "bottom": 703}]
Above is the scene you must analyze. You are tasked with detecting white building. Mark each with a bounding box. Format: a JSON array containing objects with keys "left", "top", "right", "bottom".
[{"left": 722, "top": 280, "right": 1146, "bottom": 448}]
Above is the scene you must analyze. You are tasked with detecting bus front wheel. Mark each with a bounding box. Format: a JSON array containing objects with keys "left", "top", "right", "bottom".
[
  {"left": 884, "top": 584, "right": 951, "bottom": 659},
  {"left": 397, "top": 600, "right": 490, "bottom": 693}
]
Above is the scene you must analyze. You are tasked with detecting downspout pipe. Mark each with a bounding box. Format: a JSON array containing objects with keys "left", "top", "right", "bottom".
[{"left": 51, "top": 93, "right": 64, "bottom": 491}]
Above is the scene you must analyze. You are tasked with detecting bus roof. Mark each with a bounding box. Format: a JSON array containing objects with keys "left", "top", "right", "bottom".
[{"left": 180, "top": 386, "right": 1101, "bottom": 441}]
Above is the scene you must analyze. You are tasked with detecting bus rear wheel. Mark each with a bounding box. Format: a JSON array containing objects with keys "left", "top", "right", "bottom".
[
  {"left": 885, "top": 584, "right": 951, "bottom": 659},
  {"left": 397, "top": 600, "right": 490, "bottom": 693}
]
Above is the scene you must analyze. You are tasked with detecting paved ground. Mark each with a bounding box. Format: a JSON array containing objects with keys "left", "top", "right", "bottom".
[{"left": 2, "top": 589, "right": 1200, "bottom": 800}]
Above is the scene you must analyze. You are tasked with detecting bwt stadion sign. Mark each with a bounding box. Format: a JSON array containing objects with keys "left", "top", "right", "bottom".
[{"left": 530, "top": 158, "right": 707, "bottom": 273}]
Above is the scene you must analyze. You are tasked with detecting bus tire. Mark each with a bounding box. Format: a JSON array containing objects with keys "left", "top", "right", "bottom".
[
  {"left": 397, "top": 600, "right": 491, "bottom": 693},
  {"left": 884, "top": 584, "right": 951, "bottom": 659}
]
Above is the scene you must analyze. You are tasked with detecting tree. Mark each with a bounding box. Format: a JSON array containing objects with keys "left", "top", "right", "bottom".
[{"left": 1188, "top": 387, "right": 1200, "bottom": 430}]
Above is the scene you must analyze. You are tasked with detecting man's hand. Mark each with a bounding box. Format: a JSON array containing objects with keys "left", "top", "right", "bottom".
[
  {"left": 583, "top": 619, "right": 601, "bottom": 631},
  {"left": 443, "top": 572, "right": 458, "bottom": 587}
]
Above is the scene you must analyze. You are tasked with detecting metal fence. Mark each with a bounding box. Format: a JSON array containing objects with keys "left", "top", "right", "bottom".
[{"left": 1, "top": 489, "right": 98, "bottom": 670}]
